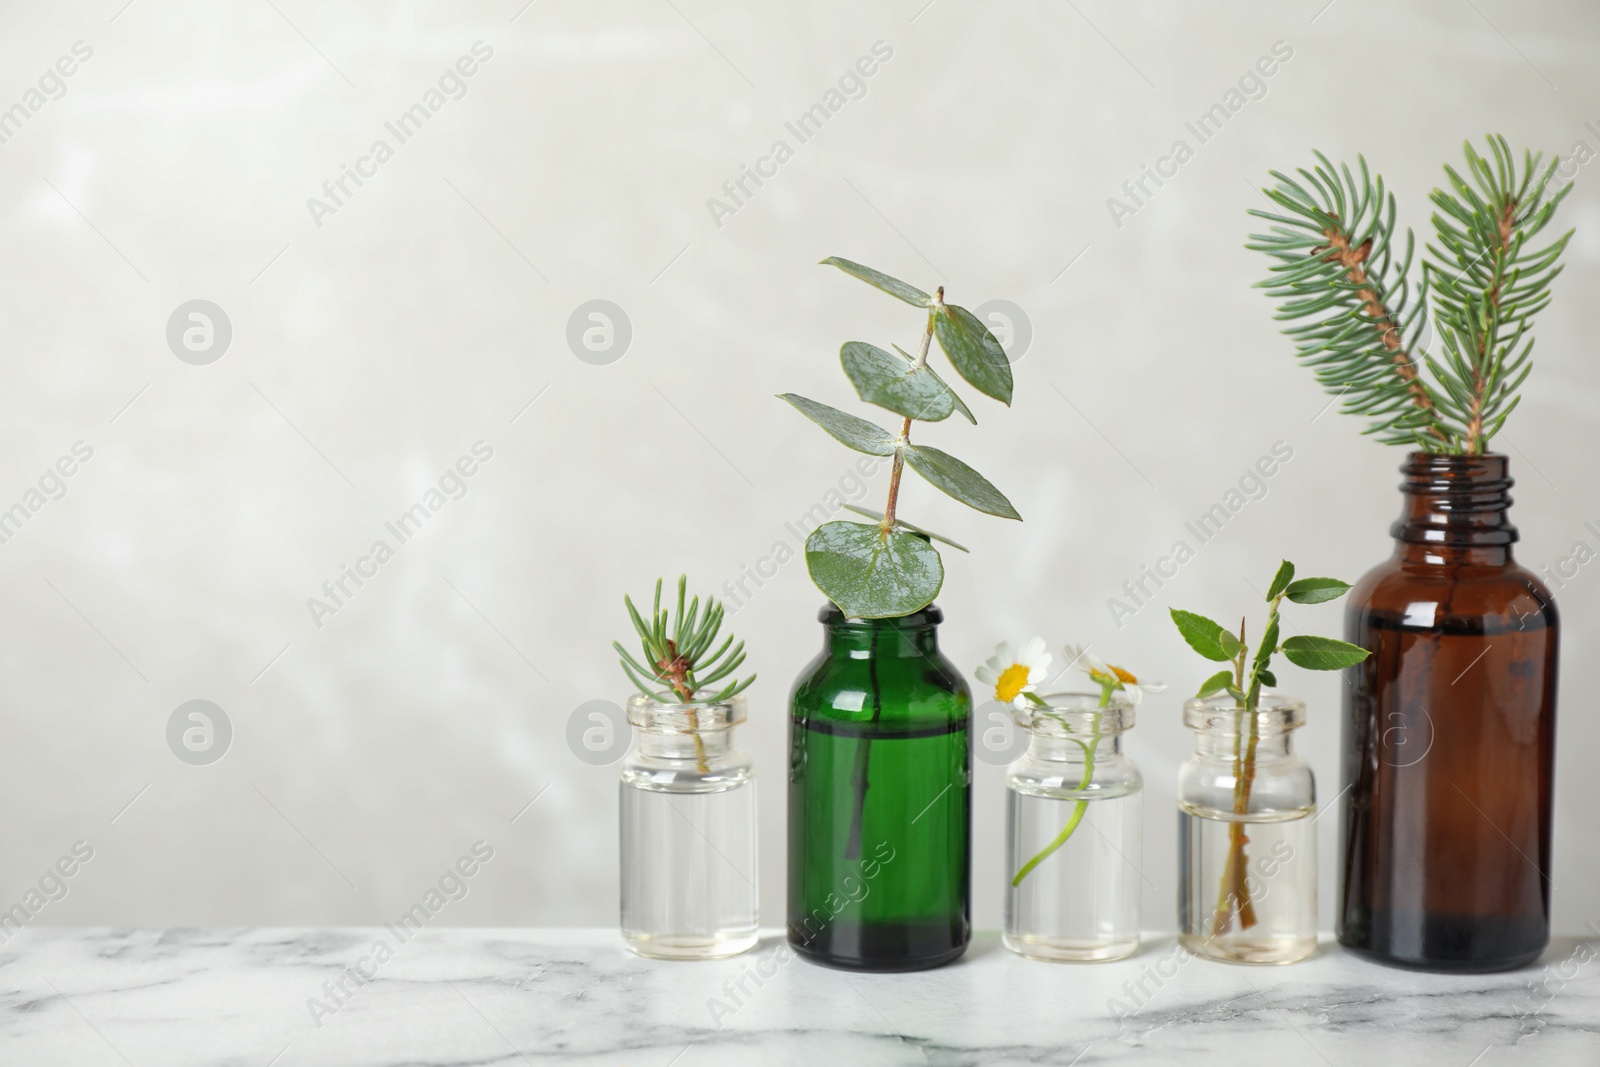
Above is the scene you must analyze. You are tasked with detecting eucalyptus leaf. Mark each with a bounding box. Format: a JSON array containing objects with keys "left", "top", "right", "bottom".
[
  {"left": 820, "top": 257, "right": 931, "bottom": 307},
  {"left": 841, "top": 504, "right": 970, "bottom": 552},
  {"left": 840, "top": 341, "right": 960, "bottom": 422},
  {"left": 934, "top": 304, "right": 1013, "bottom": 405},
  {"left": 1196, "top": 669, "right": 1234, "bottom": 697},
  {"left": 1170, "top": 609, "right": 1233, "bottom": 662},
  {"left": 805, "top": 520, "right": 944, "bottom": 619},
  {"left": 902, "top": 444, "right": 1021, "bottom": 520},
  {"left": 777, "top": 393, "right": 896, "bottom": 456},
  {"left": 1266, "top": 560, "right": 1295, "bottom": 601},
  {"left": 1281, "top": 634, "right": 1371, "bottom": 670},
  {"left": 1283, "top": 577, "right": 1353, "bottom": 605},
  {"left": 918, "top": 361, "right": 977, "bottom": 424},
  {"left": 894, "top": 344, "right": 975, "bottom": 423}
]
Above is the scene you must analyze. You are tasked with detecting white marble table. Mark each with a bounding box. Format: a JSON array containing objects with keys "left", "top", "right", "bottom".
[{"left": 3, "top": 928, "right": 1596, "bottom": 1065}]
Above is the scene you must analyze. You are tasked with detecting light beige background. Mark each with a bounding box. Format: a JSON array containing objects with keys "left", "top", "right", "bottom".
[{"left": 1, "top": 0, "right": 1596, "bottom": 936}]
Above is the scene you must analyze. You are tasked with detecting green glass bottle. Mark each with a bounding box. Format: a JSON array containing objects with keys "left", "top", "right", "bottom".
[{"left": 787, "top": 604, "right": 971, "bottom": 971}]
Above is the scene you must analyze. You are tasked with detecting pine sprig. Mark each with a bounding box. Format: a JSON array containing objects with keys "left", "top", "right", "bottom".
[
  {"left": 1425, "top": 136, "right": 1573, "bottom": 452},
  {"left": 1248, "top": 136, "right": 1572, "bottom": 455},
  {"left": 614, "top": 576, "right": 754, "bottom": 705},
  {"left": 1248, "top": 153, "right": 1445, "bottom": 447}
]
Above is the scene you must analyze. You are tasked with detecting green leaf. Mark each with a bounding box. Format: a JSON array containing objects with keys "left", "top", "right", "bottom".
[
  {"left": 902, "top": 444, "right": 1021, "bottom": 520},
  {"left": 1283, "top": 577, "right": 1353, "bottom": 605},
  {"left": 840, "top": 341, "right": 962, "bottom": 423},
  {"left": 1217, "top": 629, "right": 1242, "bottom": 659},
  {"left": 1266, "top": 560, "right": 1295, "bottom": 600},
  {"left": 1252, "top": 615, "right": 1279, "bottom": 672},
  {"left": 893, "top": 345, "right": 976, "bottom": 424},
  {"left": 934, "top": 304, "right": 1014, "bottom": 405},
  {"left": 1196, "top": 669, "right": 1233, "bottom": 697},
  {"left": 1258, "top": 669, "right": 1278, "bottom": 688},
  {"left": 805, "top": 520, "right": 944, "bottom": 619},
  {"left": 820, "top": 257, "right": 931, "bottom": 307},
  {"left": 777, "top": 393, "right": 896, "bottom": 455},
  {"left": 841, "top": 504, "right": 969, "bottom": 552},
  {"left": 1281, "top": 635, "right": 1371, "bottom": 670},
  {"left": 1169, "top": 609, "right": 1234, "bottom": 662}
]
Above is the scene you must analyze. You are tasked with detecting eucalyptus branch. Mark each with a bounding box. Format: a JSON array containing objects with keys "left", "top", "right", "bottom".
[
  {"left": 777, "top": 259, "right": 1019, "bottom": 619},
  {"left": 880, "top": 287, "right": 942, "bottom": 537}
]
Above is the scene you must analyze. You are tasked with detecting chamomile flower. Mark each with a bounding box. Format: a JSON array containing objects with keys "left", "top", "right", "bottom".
[
  {"left": 975, "top": 638, "right": 1052, "bottom": 710},
  {"left": 1061, "top": 644, "right": 1166, "bottom": 706}
]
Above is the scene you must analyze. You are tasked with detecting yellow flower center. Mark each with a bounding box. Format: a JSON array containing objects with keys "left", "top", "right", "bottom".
[
  {"left": 995, "top": 663, "right": 1030, "bottom": 703},
  {"left": 1089, "top": 664, "right": 1138, "bottom": 687}
]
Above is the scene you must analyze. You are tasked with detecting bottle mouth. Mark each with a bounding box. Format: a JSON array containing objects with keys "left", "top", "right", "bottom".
[
  {"left": 625, "top": 694, "right": 746, "bottom": 731},
  {"left": 1400, "top": 450, "right": 1513, "bottom": 492},
  {"left": 1013, "top": 692, "right": 1135, "bottom": 736},
  {"left": 1182, "top": 692, "right": 1304, "bottom": 734},
  {"left": 1396, "top": 451, "right": 1517, "bottom": 546},
  {"left": 818, "top": 602, "right": 943, "bottom": 628}
]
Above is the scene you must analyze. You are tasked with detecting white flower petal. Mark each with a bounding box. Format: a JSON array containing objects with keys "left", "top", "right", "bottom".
[
  {"left": 1019, "top": 636, "right": 1047, "bottom": 664},
  {"left": 975, "top": 665, "right": 997, "bottom": 686}
]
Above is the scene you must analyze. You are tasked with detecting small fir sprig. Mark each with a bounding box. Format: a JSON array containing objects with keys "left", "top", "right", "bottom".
[
  {"left": 977, "top": 641, "right": 1164, "bottom": 886},
  {"left": 1168, "top": 561, "right": 1369, "bottom": 937},
  {"left": 615, "top": 576, "right": 754, "bottom": 772},
  {"left": 1248, "top": 135, "right": 1572, "bottom": 455},
  {"left": 779, "top": 258, "right": 1021, "bottom": 619}
]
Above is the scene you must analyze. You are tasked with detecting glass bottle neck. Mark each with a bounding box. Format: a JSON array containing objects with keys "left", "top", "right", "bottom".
[
  {"left": 1027, "top": 732, "right": 1125, "bottom": 762},
  {"left": 633, "top": 724, "right": 738, "bottom": 764},
  {"left": 819, "top": 604, "right": 942, "bottom": 659},
  {"left": 1391, "top": 452, "right": 1516, "bottom": 566},
  {"left": 1193, "top": 730, "right": 1295, "bottom": 761}
]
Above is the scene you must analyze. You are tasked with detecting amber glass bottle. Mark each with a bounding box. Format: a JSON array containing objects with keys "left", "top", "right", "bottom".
[{"left": 1337, "top": 453, "right": 1558, "bottom": 972}]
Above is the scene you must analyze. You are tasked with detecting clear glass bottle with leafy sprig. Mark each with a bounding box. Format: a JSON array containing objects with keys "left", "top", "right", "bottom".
[
  {"left": 783, "top": 258, "right": 1021, "bottom": 972},
  {"left": 1170, "top": 561, "right": 1368, "bottom": 965},
  {"left": 1249, "top": 136, "right": 1568, "bottom": 971},
  {"left": 615, "top": 577, "right": 758, "bottom": 960},
  {"left": 984, "top": 640, "right": 1159, "bottom": 962}
]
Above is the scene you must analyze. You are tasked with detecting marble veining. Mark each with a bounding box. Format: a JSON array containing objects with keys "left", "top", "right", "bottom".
[{"left": 1, "top": 928, "right": 1596, "bottom": 1065}]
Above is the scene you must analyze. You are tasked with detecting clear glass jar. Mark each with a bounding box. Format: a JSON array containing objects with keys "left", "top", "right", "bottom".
[
  {"left": 620, "top": 695, "right": 757, "bottom": 959},
  {"left": 1179, "top": 694, "right": 1316, "bottom": 964},
  {"left": 1004, "top": 693, "right": 1141, "bottom": 962}
]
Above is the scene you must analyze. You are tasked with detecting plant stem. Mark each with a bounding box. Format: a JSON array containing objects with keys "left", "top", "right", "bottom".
[
  {"left": 1011, "top": 680, "right": 1111, "bottom": 886},
  {"left": 660, "top": 644, "right": 710, "bottom": 774},
  {"left": 852, "top": 290, "right": 944, "bottom": 859},
  {"left": 881, "top": 418, "right": 911, "bottom": 534},
  {"left": 1319, "top": 227, "right": 1451, "bottom": 446},
  {"left": 1209, "top": 599, "right": 1285, "bottom": 938},
  {"left": 878, "top": 288, "right": 942, "bottom": 539},
  {"left": 844, "top": 626, "right": 882, "bottom": 861}
]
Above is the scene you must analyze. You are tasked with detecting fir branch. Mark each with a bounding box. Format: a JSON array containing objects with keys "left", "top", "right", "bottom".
[
  {"left": 1249, "top": 138, "right": 1573, "bottom": 454},
  {"left": 1248, "top": 153, "right": 1447, "bottom": 447},
  {"left": 617, "top": 576, "right": 755, "bottom": 704},
  {"left": 1425, "top": 135, "right": 1573, "bottom": 454}
]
